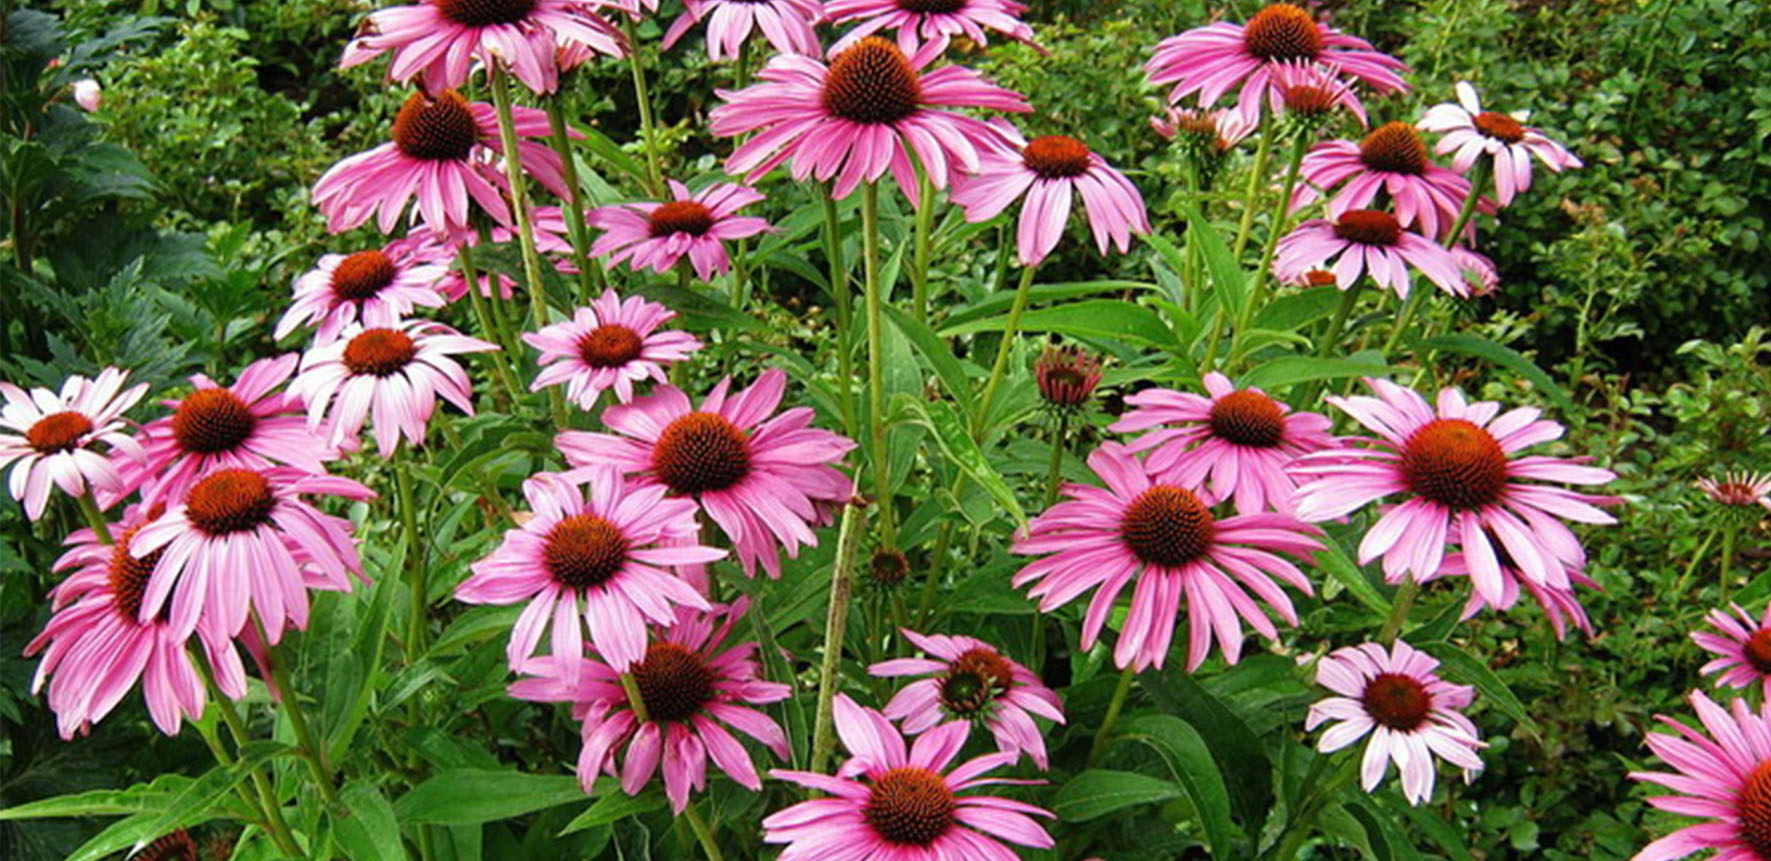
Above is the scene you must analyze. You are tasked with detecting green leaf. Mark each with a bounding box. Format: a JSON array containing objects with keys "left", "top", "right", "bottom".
[
  {"left": 943, "top": 281, "right": 1154, "bottom": 328},
  {"left": 65, "top": 744, "right": 288, "bottom": 861},
  {"left": 393, "top": 769, "right": 584, "bottom": 825},
  {"left": 557, "top": 781, "right": 666, "bottom": 835},
  {"left": 1141, "top": 669, "right": 1273, "bottom": 841},
  {"left": 1052, "top": 770, "right": 1180, "bottom": 822},
  {"left": 334, "top": 781, "right": 407, "bottom": 861},
  {"left": 1182, "top": 200, "right": 1246, "bottom": 319},
  {"left": 1241, "top": 355, "right": 1399, "bottom": 391},
  {"left": 1254, "top": 286, "right": 1342, "bottom": 330},
  {"left": 938, "top": 300, "right": 1177, "bottom": 350},
  {"left": 883, "top": 303, "right": 972, "bottom": 402},
  {"left": 1420, "top": 333, "right": 1574, "bottom": 412},
  {"left": 1117, "top": 715, "right": 1240, "bottom": 858},
  {"left": 1314, "top": 533, "right": 1391, "bottom": 615},
  {"left": 1425, "top": 643, "right": 1543, "bottom": 736},
  {"left": 889, "top": 396, "right": 1026, "bottom": 526},
  {"left": 1379, "top": 792, "right": 1476, "bottom": 861},
  {"left": 0, "top": 774, "right": 193, "bottom": 820}
]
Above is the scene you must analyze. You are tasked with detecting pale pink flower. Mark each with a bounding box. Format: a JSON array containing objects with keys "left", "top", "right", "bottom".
[
  {"left": 71, "top": 79, "right": 101, "bottom": 111},
  {"left": 952, "top": 126, "right": 1149, "bottom": 266},
  {"left": 289, "top": 320, "right": 499, "bottom": 457},
  {"left": 1452, "top": 245, "right": 1499, "bottom": 297},
  {"left": 1149, "top": 106, "right": 1255, "bottom": 150},
  {"left": 1695, "top": 602, "right": 1771, "bottom": 698},
  {"left": 1629, "top": 690, "right": 1771, "bottom": 860},
  {"left": 823, "top": 0, "right": 1036, "bottom": 56},
  {"left": 1292, "top": 122, "right": 1483, "bottom": 240},
  {"left": 1272, "top": 209, "right": 1467, "bottom": 299},
  {"left": 276, "top": 237, "right": 450, "bottom": 344},
  {"left": 340, "top": 0, "right": 624, "bottom": 95},
  {"left": 663, "top": 0, "right": 819, "bottom": 61},
  {"left": 1419, "top": 82, "right": 1582, "bottom": 206},
  {"left": 1306, "top": 639, "right": 1485, "bottom": 806},
  {"left": 587, "top": 180, "right": 772, "bottom": 282},
  {"left": 1698, "top": 472, "right": 1771, "bottom": 512},
  {"left": 0, "top": 368, "right": 146, "bottom": 519},
  {"left": 524, "top": 289, "right": 703, "bottom": 408},
  {"left": 1422, "top": 538, "right": 1598, "bottom": 640},
  {"left": 870, "top": 629, "right": 1064, "bottom": 769},
  {"left": 1267, "top": 60, "right": 1367, "bottom": 126}
]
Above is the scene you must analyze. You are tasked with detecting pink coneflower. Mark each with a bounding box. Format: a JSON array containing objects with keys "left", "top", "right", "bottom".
[
  {"left": 524, "top": 289, "right": 702, "bottom": 408},
  {"left": 1291, "top": 378, "right": 1619, "bottom": 604},
  {"left": 129, "top": 466, "right": 371, "bottom": 645},
  {"left": 1694, "top": 603, "right": 1771, "bottom": 698},
  {"left": 663, "top": 0, "right": 819, "bottom": 61},
  {"left": 557, "top": 369, "right": 856, "bottom": 578},
  {"left": 456, "top": 470, "right": 720, "bottom": 672},
  {"left": 289, "top": 320, "right": 498, "bottom": 458},
  {"left": 1, "top": 368, "right": 146, "bottom": 519},
  {"left": 1423, "top": 540, "right": 1598, "bottom": 640},
  {"left": 1452, "top": 245, "right": 1499, "bottom": 297},
  {"left": 1145, "top": 3, "right": 1407, "bottom": 123},
  {"left": 823, "top": 0, "right": 1036, "bottom": 56},
  {"left": 1268, "top": 61, "right": 1367, "bottom": 126},
  {"left": 587, "top": 180, "right": 772, "bottom": 282},
  {"left": 1011, "top": 442, "right": 1322, "bottom": 671},
  {"left": 952, "top": 126, "right": 1149, "bottom": 266},
  {"left": 339, "top": 0, "right": 625, "bottom": 95},
  {"left": 1698, "top": 472, "right": 1771, "bottom": 512},
  {"left": 1291, "top": 122, "right": 1480, "bottom": 240},
  {"left": 25, "top": 506, "right": 248, "bottom": 739},
  {"left": 1034, "top": 345, "right": 1101, "bottom": 410},
  {"left": 1272, "top": 209, "right": 1468, "bottom": 299},
  {"left": 763, "top": 695, "right": 1055, "bottom": 857},
  {"left": 508, "top": 599, "right": 789, "bottom": 812},
  {"left": 121, "top": 355, "right": 334, "bottom": 508},
  {"left": 312, "top": 90, "right": 568, "bottom": 236},
  {"left": 1419, "top": 82, "right": 1582, "bottom": 206},
  {"left": 710, "top": 37, "right": 1030, "bottom": 204},
  {"left": 1149, "top": 106, "right": 1255, "bottom": 150},
  {"left": 1306, "top": 639, "right": 1485, "bottom": 806},
  {"left": 275, "top": 237, "right": 450, "bottom": 344},
  {"left": 1111, "top": 372, "right": 1334, "bottom": 516},
  {"left": 870, "top": 629, "right": 1064, "bottom": 769},
  {"left": 1629, "top": 690, "right": 1771, "bottom": 860}
]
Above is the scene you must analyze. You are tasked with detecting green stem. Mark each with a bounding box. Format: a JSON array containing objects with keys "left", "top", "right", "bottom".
[
  {"left": 1297, "top": 286, "right": 1362, "bottom": 405},
  {"left": 623, "top": 17, "right": 665, "bottom": 195},
  {"left": 1198, "top": 304, "right": 1227, "bottom": 371},
  {"left": 913, "top": 502, "right": 959, "bottom": 628},
  {"left": 1377, "top": 578, "right": 1419, "bottom": 644},
  {"left": 1265, "top": 754, "right": 1361, "bottom": 861},
  {"left": 456, "top": 243, "right": 521, "bottom": 406},
  {"left": 190, "top": 659, "right": 282, "bottom": 843},
  {"left": 861, "top": 183, "right": 894, "bottom": 541},
  {"left": 822, "top": 193, "right": 858, "bottom": 439},
  {"left": 1720, "top": 526, "right": 1740, "bottom": 605},
  {"left": 809, "top": 504, "right": 864, "bottom": 777},
  {"left": 620, "top": 672, "right": 651, "bottom": 722},
  {"left": 910, "top": 168, "right": 936, "bottom": 324},
  {"left": 1087, "top": 668, "right": 1136, "bottom": 768},
  {"left": 267, "top": 634, "right": 344, "bottom": 811},
  {"left": 203, "top": 667, "right": 303, "bottom": 858},
  {"left": 1672, "top": 528, "right": 1718, "bottom": 597},
  {"left": 1230, "top": 118, "right": 1275, "bottom": 259},
  {"left": 544, "top": 97, "right": 602, "bottom": 302},
  {"left": 1444, "top": 160, "right": 1489, "bottom": 250},
  {"left": 397, "top": 459, "right": 426, "bottom": 661},
  {"left": 1380, "top": 286, "right": 1425, "bottom": 357},
  {"left": 1229, "top": 132, "right": 1311, "bottom": 366},
  {"left": 683, "top": 804, "right": 726, "bottom": 861},
  {"left": 1044, "top": 412, "right": 1069, "bottom": 508},
  {"left": 975, "top": 265, "right": 1038, "bottom": 436},
  {"left": 75, "top": 491, "right": 112, "bottom": 544}
]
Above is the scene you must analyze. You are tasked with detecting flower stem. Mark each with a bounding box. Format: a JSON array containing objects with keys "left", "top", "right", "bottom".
[
  {"left": 975, "top": 265, "right": 1038, "bottom": 436},
  {"left": 1377, "top": 578, "right": 1419, "bottom": 644},
  {"left": 75, "top": 490, "right": 112, "bottom": 544},
  {"left": 1720, "top": 525, "right": 1740, "bottom": 605},
  {"left": 544, "top": 97, "right": 602, "bottom": 302},
  {"left": 201, "top": 664, "right": 303, "bottom": 857},
  {"left": 1443, "top": 159, "right": 1489, "bottom": 250},
  {"left": 622, "top": 17, "right": 665, "bottom": 196},
  {"left": 1086, "top": 667, "right": 1136, "bottom": 768},
  {"left": 1380, "top": 285, "right": 1425, "bottom": 357},
  {"left": 809, "top": 503, "right": 864, "bottom": 777},
  {"left": 620, "top": 672, "right": 651, "bottom": 722},
  {"left": 861, "top": 182, "right": 894, "bottom": 541},
  {"left": 1229, "top": 132, "right": 1311, "bottom": 366},
  {"left": 456, "top": 242, "right": 521, "bottom": 407},
  {"left": 192, "top": 658, "right": 294, "bottom": 852},
  {"left": 1264, "top": 753, "right": 1361, "bottom": 861},
  {"left": 1044, "top": 412, "right": 1069, "bottom": 508},
  {"left": 910, "top": 168, "right": 936, "bottom": 324},
  {"left": 267, "top": 635, "right": 344, "bottom": 811},
  {"left": 1672, "top": 527, "right": 1718, "bottom": 597},
  {"left": 397, "top": 458, "right": 426, "bottom": 662},
  {"left": 683, "top": 804, "right": 725, "bottom": 861},
  {"left": 1296, "top": 285, "right": 1362, "bottom": 405},
  {"left": 1230, "top": 117, "right": 1275, "bottom": 259},
  {"left": 821, "top": 193, "right": 857, "bottom": 439}
]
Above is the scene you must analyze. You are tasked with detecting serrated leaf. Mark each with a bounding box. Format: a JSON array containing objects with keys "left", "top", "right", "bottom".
[
  {"left": 333, "top": 782, "right": 407, "bottom": 861},
  {"left": 1141, "top": 668, "right": 1273, "bottom": 841}
]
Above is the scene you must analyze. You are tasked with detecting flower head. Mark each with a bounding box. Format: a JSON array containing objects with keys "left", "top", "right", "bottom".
[
  {"left": 1695, "top": 602, "right": 1771, "bottom": 699},
  {"left": 1419, "top": 82, "right": 1581, "bottom": 206},
  {"left": 1629, "top": 690, "right": 1771, "bottom": 860},
  {"left": 764, "top": 695, "right": 1055, "bottom": 857},
  {"left": 1111, "top": 372, "right": 1335, "bottom": 515},
  {"left": 71, "top": 79, "right": 100, "bottom": 111},
  {"left": 289, "top": 319, "right": 499, "bottom": 457},
  {"left": 871, "top": 630, "right": 1064, "bottom": 768},
  {"left": 663, "top": 0, "right": 819, "bottom": 61},
  {"left": 1698, "top": 471, "right": 1771, "bottom": 512},
  {"left": 823, "top": 0, "right": 1037, "bottom": 56},
  {"left": 1, "top": 368, "right": 146, "bottom": 519},
  {"left": 1291, "top": 122, "right": 1484, "bottom": 241},
  {"left": 1306, "top": 639, "right": 1485, "bottom": 806},
  {"left": 276, "top": 237, "right": 450, "bottom": 344},
  {"left": 1012, "top": 442, "right": 1322, "bottom": 671},
  {"left": 1452, "top": 245, "right": 1499, "bottom": 297},
  {"left": 509, "top": 599, "right": 790, "bottom": 812},
  {"left": 340, "top": 0, "right": 625, "bottom": 94},
  {"left": 1034, "top": 344, "right": 1101, "bottom": 410},
  {"left": 1268, "top": 61, "right": 1367, "bottom": 127},
  {"left": 1422, "top": 532, "right": 1598, "bottom": 640},
  {"left": 710, "top": 37, "right": 1030, "bottom": 204},
  {"left": 525, "top": 289, "right": 703, "bottom": 408},
  {"left": 1291, "top": 378, "right": 1619, "bottom": 605},
  {"left": 1150, "top": 106, "right": 1254, "bottom": 151},
  {"left": 587, "top": 180, "right": 773, "bottom": 282},
  {"left": 952, "top": 126, "right": 1149, "bottom": 266},
  {"left": 557, "top": 369, "right": 856, "bottom": 578},
  {"left": 1272, "top": 209, "right": 1467, "bottom": 299}
]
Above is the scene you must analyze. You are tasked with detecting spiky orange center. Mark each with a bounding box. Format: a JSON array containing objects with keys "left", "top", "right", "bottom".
[
  {"left": 108, "top": 524, "right": 168, "bottom": 624},
  {"left": 172, "top": 389, "right": 257, "bottom": 455},
  {"left": 648, "top": 200, "right": 716, "bottom": 237},
  {"left": 331, "top": 250, "right": 397, "bottom": 302},
  {"left": 822, "top": 38, "right": 923, "bottom": 125},
  {"left": 1400, "top": 418, "right": 1509, "bottom": 510},
  {"left": 576, "top": 324, "right": 644, "bottom": 368},
  {"left": 1362, "top": 672, "right": 1431, "bottom": 731},
  {"left": 631, "top": 640, "right": 717, "bottom": 722},
  {"left": 543, "top": 513, "right": 629, "bottom": 590},
  {"left": 1022, "top": 135, "right": 1093, "bottom": 179},
  {"left": 1359, "top": 122, "right": 1430, "bottom": 176},
  {"left": 1332, "top": 209, "right": 1404, "bottom": 246},
  {"left": 342, "top": 328, "right": 418, "bottom": 377},
  {"left": 392, "top": 91, "right": 479, "bottom": 161},
  {"left": 186, "top": 469, "right": 276, "bottom": 536},
  {"left": 435, "top": 0, "right": 537, "bottom": 28},
  {"left": 1304, "top": 269, "right": 1338, "bottom": 286},
  {"left": 1209, "top": 390, "right": 1286, "bottom": 448},
  {"left": 939, "top": 647, "right": 1015, "bottom": 715},
  {"left": 1472, "top": 111, "right": 1525, "bottom": 144},
  {"left": 865, "top": 766, "right": 956, "bottom": 846},
  {"left": 651, "top": 412, "right": 751, "bottom": 496},
  {"left": 1121, "top": 485, "right": 1216, "bottom": 568},
  {"left": 1745, "top": 630, "right": 1771, "bottom": 676},
  {"left": 1282, "top": 84, "right": 1338, "bottom": 116},
  {"left": 1736, "top": 760, "right": 1771, "bottom": 858},
  {"left": 1243, "top": 4, "right": 1322, "bottom": 62},
  {"left": 26, "top": 411, "right": 93, "bottom": 454}
]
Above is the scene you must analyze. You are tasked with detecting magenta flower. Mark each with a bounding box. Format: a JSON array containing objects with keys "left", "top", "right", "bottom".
[
  {"left": 1011, "top": 442, "right": 1322, "bottom": 671},
  {"left": 1, "top": 368, "right": 146, "bottom": 519},
  {"left": 870, "top": 629, "right": 1065, "bottom": 769},
  {"left": 1111, "top": 371, "right": 1335, "bottom": 516},
  {"left": 508, "top": 599, "right": 789, "bottom": 812},
  {"left": 1452, "top": 245, "right": 1500, "bottom": 297},
  {"left": 710, "top": 37, "right": 1029, "bottom": 204},
  {"left": 823, "top": 0, "right": 1036, "bottom": 56},
  {"left": 275, "top": 238, "right": 450, "bottom": 344},
  {"left": 131, "top": 466, "right": 370, "bottom": 645},
  {"left": 1698, "top": 471, "right": 1771, "bottom": 512},
  {"left": 1272, "top": 209, "right": 1468, "bottom": 299},
  {"left": 1268, "top": 60, "right": 1368, "bottom": 126},
  {"left": 122, "top": 355, "right": 335, "bottom": 508},
  {"left": 289, "top": 320, "right": 498, "bottom": 458},
  {"left": 1630, "top": 690, "right": 1771, "bottom": 860},
  {"left": 312, "top": 90, "right": 568, "bottom": 236},
  {"left": 456, "top": 470, "right": 720, "bottom": 672},
  {"left": 1291, "top": 122, "right": 1481, "bottom": 240},
  {"left": 525, "top": 289, "right": 703, "bottom": 408},
  {"left": 1149, "top": 106, "right": 1255, "bottom": 150},
  {"left": 557, "top": 369, "right": 856, "bottom": 579},
  {"left": 1291, "top": 378, "right": 1619, "bottom": 604},
  {"left": 587, "top": 180, "right": 773, "bottom": 282},
  {"left": 764, "top": 695, "right": 1055, "bottom": 857},
  {"left": 1419, "top": 82, "right": 1582, "bottom": 206},
  {"left": 1034, "top": 344, "right": 1101, "bottom": 409},
  {"left": 339, "top": 0, "right": 624, "bottom": 95},
  {"left": 952, "top": 126, "right": 1150, "bottom": 266},
  {"left": 25, "top": 507, "right": 248, "bottom": 739},
  {"left": 662, "top": 0, "right": 818, "bottom": 61},
  {"left": 1145, "top": 3, "right": 1407, "bottom": 123},
  {"left": 1694, "top": 603, "right": 1771, "bottom": 698},
  {"left": 1306, "top": 640, "right": 1485, "bottom": 806},
  {"left": 1425, "top": 545, "right": 1598, "bottom": 640}
]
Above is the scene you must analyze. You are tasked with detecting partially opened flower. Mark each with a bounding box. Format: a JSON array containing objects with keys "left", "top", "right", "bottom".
[
  {"left": 1034, "top": 345, "right": 1101, "bottom": 410},
  {"left": 122, "top": 355, "right": 334, "bottom": 508},
  {"left": 587, "top": 180, "right": 772, "bottom": 282},
  {"left": 456, "top": 470, "right": 720, "bottom": 672},
  {"left": 312, "top": 90, "right": 569, "bottom": 236},
  {"left": 1698, "top": 471, "right": 1771, "bottom": 513},
  {"left": 663, "top": 0, "right": 818, "bottom": 61},
  {"left": 289, "top": 320, "right": 499, "bottom": 457},
  {"left": 710, "top": 37, "right": 1030, "bottom": 204},
  {"left": 276, "top": 238, "right": 450, "bottom": 344},
  {"left": 1452, "top": 245, "right": 1499, "bottom": 297},
  {"left": 1291, "top": 378, "right": 1619, "bottom": 604},
  {"left": 340, "top": 0, "right": 624, "bottom": 95},
  {"left": 130, "top": 466, "right": 371, "bottom": 645},
  {"left": 26, "top": 506, "right": 248, "bottom": 739},
  {"left": 1012, "top": 442, "right": 1322, "bottom": 671},
  {"left": 1146, "top": 3, "right": 1407, "bottom": 122},
  {"left": 557, "top": 369, "right": 855, "bottom": 578},
  {"left": 525, "top": 289, "right": 703, "bottom": 408},
  {"left": 1306, "top": 640, "right": 1485, "bottom": 806},
  {"left": 1272, "top": 209, "right": 1467, "bottom": 299},
  {"left": 1695, "top": 602, "right": 1771, "bottom": 698},
  {"left": 1, "top": 368, "right": 146, "bottom": 519},
  {"left": 823, "top": 0, "right": 1036, "bottom": 56},
  {"left": 1268, "top": 60, "right": 1368, "bottom": 126},
  {"left": 1149, "top": 106, "right": 1255, "bottom": 151},
  {"left": 952, "top": 127, "right": 1149, "bottom": 266},
  {"left": 509, "top": 599, "right": 790, "bottom": 812},
  {"left": 764, "top": 695, "right": 1055, "bottom": 857},
  {"left": 1423, "top": 536, "right": 1598, "bottom": 640},
  {"left": 1629, "top": 690, "right": 1771, "bottom": 860},
  {"left": 870, "top": 629, "right": 1065, "bottom": 769},
  {"left": 1419, "top": 82, "right": 1581, "bottom": 206},
  {"left": 1293, "top": 122, "right": 1482, "bottom": 240}
]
